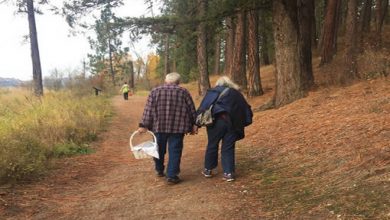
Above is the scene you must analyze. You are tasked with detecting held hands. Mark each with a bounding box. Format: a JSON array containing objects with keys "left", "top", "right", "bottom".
[
  {"left": 137, "top": 127, "right": 148, "bottom": 134},
  {"left": 190, "top": 125, "right": 198, "bottom": 135}
]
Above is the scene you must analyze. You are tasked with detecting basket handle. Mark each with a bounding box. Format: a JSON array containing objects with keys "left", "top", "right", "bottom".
[{"left": 129, "top": 130, "right": 157, "bottom": 150}]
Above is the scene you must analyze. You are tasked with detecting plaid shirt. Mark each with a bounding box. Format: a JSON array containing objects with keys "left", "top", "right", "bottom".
[{"left": 140, "top": 84, "right": 197, "bottom": 134}]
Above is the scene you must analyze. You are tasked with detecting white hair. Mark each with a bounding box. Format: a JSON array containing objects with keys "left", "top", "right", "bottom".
[
  {"left": 165, "top": 72, "right": 181, "bottom": 84},
  {"left": 215, "top": 76, "right": 240, "bottom": 90}
]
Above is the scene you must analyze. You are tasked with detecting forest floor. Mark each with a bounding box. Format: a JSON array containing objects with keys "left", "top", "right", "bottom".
[{"left": 0, "top": 75, "right": 389, "bottom": 219}]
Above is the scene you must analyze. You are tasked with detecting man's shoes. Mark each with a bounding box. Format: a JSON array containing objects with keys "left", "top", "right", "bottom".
[
  {"left": 202, "top": 168, "right": 216, "bottom": 178},
  {"left": 166, "top": 176, "right": 181, "bottom": 185},
  {"left": 156, "top": 171, "right": 165, "bottom": 177},
  {"left": 223, "top": 173, "right": 235, "bottom": 182}
]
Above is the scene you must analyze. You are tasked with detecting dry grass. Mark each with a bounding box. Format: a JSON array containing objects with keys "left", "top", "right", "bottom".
[{"left": 0, "top": 88, "right": 112, "bottom": 183}]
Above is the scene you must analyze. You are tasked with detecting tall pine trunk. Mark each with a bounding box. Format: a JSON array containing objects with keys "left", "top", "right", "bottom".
[
  {"left": 247, "top": 6, "right": 263, "bottom": 96},
  {"left": 320, "top": 0, "right": 340, "bottom": 66},
  {"left": 196, "top": 0, "right": 211, "bottom": 96},
  {"left": 108, "top": 37, "right": 115, "bottom": 85},
  {"left": 343, "top": 0, "right": 358, "bottom": 84},
  {"left": 273, "top": 0, "right": 308, "bottom": 107},
  {"left": 27, "top": 0, "right": 43, "bottom": 96},
  {"left": 231, "top": 10, "right": 247, "bottom": 90},
  {"left": 298, "top": 0, "right": 315, "bottom": 89},
  {"left": 164, "top": 34, "right": 170, "bottom": 76},
  {"left": 375, "top": 0, "right": 389, "bottom": 47},
  {"left": 129, "top": 61, "right": 134, "bottom": 89},
  {"left": 224, "top": 16, "right": 235, "bottom": 76},
  {"left": 361, "top": 0, "right": 372, "bottom": 32},
  {"left": 213, "top": 34, "right": 221, "bottom": 75},
  {"left": 260, "top": 11, "right": 271, "bottom": 65}
]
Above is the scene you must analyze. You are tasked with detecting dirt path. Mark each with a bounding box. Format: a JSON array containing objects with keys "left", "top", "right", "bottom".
[{"left": 1, "top": 96, "right": 259, "bottom": 219}]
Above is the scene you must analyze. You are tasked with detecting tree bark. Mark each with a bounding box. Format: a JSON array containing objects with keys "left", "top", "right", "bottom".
[
  {"left": 129, "top": 61, "right": 134, "bottom": 89},
  {"left": 224, "top": 16, "right": 235, "bottom": 76},
  {"left": 319, "top": 0, "right": 340, "bottom": 66},
  {"left": 343, "top": 0, "right": 358, "bottom": 84},
  {"left": 27, "top": 0, "right": 43, "bottom": 96},
  {"left": 298, "top": 0, "right": 315, "bottom": 89},
  {"left": 259, "top": 11, "right": 270, "bottom": 65},
  {"left": 231, "top": 9, "right": 247, "bottom": 90},
  {"left": 196, "top": 0, "right": 210, "bottom": 96},
  {"left": 375, "top": 0, "right": 389, "bottom": 47},
  {"left": 213, "top": 34, "right": 221, "bottom": 75},
  {"left": 247, "top": 6, "right": 263, "bottom": 97},
  {"left": 361, "top": 0, "right": 372, "bottom": 32},
  {"left": 108, "top": 38, "right": 115, "bottom": 85},
  {"left": 273, "top": 0, "right": 307, "bottom": 107},
  {"left": 164, "top": 34, "right": 170, "bottom": 76}
]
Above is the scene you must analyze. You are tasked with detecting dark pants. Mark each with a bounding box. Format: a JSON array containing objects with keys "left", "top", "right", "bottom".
[
  {"left": 123, "top": 92, "right": 128, "bottom": 100},
  {"left": 205, "top": 117, "right": 237, "bottom": 174},
  {"left": 154, "top": 133, "right": 184, "bottom": 178}
]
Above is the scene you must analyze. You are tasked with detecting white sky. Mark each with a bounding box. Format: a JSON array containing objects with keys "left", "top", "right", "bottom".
[{"left": 0, "top": 0, "right": 157, "bottom": 81}]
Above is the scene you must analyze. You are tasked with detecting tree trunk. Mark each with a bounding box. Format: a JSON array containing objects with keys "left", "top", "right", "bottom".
[
  {"left": 27, "top": 0, "right": 43, "bottom": 96},
  {"left": 319, "top": 0, "right": 340, "bottom": 66},
  {"left": 196, "top": 0, "right": 211, "bottom": 96},
  {"left": 343, "top": 0, "right": 358, "bottom": 84},
  {"left": 311, "top": 0, "right": 317, "bottom": 48},
  {"left": 213, "top": 34, "right": 221, "bottom": 75},
  {"left": 273, "top": 0, "right": 307, "bottom": 107},
  {"left": 247, "top": 6, "right": 263, "bottom": 97},
  {"left": 231, "top": 10, "right": 247, "bottom": 90},
  {"left": 108, "top": 38, "right": 115, "bottom": 85},
  {"left": 361, "top": 0, "right": 372, "bottom": 33},
  {"left": 129, "top": 61, "right": 134, "bottom": 89},
  {"left": 260, "top": 11, "right": 270, "bottom": 65},
  {"left": 164, "top": 34, "right": 170, "bottom": 76},
  {"left": 375, "top": 0, "right": 389, "bottom": 47},
  {"left": 224, "top": 16, "right": 235, "bottom": 76},
  {"left": 298, "top": 0, "right": 315, "bottom": 89}
]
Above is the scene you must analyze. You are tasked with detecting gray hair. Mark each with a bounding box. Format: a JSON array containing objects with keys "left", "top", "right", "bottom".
[
  {"left": 165, "top": 72, "right": 181, "bottom": 84},
  {"left": 215, "top": 76, "right": 240, "bottom": 90}
]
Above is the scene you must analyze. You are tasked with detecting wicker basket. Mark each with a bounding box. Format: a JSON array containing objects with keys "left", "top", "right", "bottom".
[{"left": 129, "top": 130, "right": 158, "bottom": 159}]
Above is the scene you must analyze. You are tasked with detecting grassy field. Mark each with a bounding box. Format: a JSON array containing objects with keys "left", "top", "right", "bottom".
[{"left": 0, "top": 88, "right": 112, "bottom": 183}]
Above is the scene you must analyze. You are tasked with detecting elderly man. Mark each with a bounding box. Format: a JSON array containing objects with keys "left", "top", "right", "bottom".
[{"left": 138, "top": 72, "right": 198, "bottom": 184}]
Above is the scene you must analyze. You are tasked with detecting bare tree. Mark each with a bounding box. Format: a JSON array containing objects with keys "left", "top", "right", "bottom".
[{"left": 27, "top": 0, "right": 43, "bottom": 96}]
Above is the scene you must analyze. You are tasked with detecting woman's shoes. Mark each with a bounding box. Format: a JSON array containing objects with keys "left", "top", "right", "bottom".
[{"left": 223, "top": 173, "right": 235, "bottom": 182}]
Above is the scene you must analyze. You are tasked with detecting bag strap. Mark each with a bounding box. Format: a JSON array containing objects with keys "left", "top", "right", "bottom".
[
  {"left": 208, "top": 87, "right": 229, "bottom": 110},
  {"left": 217, "top": 87, "right": 229, "bottom": 100}
]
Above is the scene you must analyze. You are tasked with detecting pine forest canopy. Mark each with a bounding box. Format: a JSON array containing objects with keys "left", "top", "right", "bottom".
[{"left": 11, "top": 0, "right": 389, "bottom": 106}]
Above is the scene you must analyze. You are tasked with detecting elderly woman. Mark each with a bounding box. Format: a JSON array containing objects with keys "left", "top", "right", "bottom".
[{"left": 197, "top": 76, "right": 253, "bottom": 182}]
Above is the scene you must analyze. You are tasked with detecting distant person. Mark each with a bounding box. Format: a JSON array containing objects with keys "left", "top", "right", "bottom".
[
  {"left": 197, "top": 76, "right": 253, "bottom": 182},
  {"left": 138, "top": 72, "right": 198, "bottom": 184},
  {"left": 120, "top": 82, "right": 130, "bottom": 100},
  {"left": 93, "top": 87, "right": 102, "bottom": 96}
]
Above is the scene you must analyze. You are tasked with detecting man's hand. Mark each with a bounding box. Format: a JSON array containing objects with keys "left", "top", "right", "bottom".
[
  {"left": 190, "top": 125, "right": 198, "bottom": 135},
  {"left": 137, "top": 127, "right": 148, "bottom": 134}
]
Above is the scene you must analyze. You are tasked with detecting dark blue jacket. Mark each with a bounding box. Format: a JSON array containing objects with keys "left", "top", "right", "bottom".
[{"left": 198, "top": 86, "right": 253, "bottom": 140}]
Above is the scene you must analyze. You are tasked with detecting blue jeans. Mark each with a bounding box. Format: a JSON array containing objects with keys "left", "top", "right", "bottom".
[
  {"left": 205, "top": 117, "right": 237, "bottom": 174},
  {"left": 154, "top": 133, "right": 184, "bottom": 178}
]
